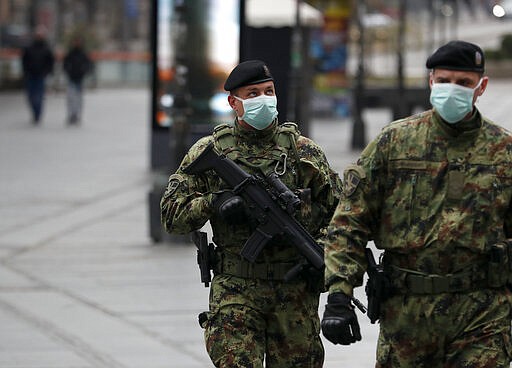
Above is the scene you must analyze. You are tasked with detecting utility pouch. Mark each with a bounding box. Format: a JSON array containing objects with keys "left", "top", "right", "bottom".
[{"left": 487, "top": 241, "right": 510, "bottom": 288}]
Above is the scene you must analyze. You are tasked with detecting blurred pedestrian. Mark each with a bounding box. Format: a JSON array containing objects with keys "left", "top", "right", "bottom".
[
  {"left": 21, "top": 26, "right": 55, "bottom": 125},
  {"left": 63, "top": 37, "right": 93, "bottom": 125}
]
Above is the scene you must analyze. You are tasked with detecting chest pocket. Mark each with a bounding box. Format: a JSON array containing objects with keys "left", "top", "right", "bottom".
[
  {"left": 381, "top": 159, "right": 438, "bottom": 249},
  {"left": 465, "top": 164, "right": 512, "bottom": 210},
  {"left": 464, "top": 163, "right": 512, "bottom": 246}
]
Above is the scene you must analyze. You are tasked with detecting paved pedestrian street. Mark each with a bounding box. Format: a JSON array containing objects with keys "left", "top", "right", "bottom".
[{"left": 1, "top": 78, "right": 511, "bottom": 367}]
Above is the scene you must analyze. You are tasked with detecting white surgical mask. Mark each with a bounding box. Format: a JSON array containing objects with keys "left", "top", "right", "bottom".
[
  {"left": 234, "top": 94, "right": 278, "bottom": 130},
  {"left": 430, "top": 79, "right": 482, "bottom": 124}
]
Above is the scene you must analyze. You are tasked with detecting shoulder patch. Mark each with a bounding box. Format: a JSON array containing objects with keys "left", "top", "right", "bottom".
[
  {"left": 167, "top": 173, "right": 185, "bottom": 196},
  {"left": 343, "top": 164, "right": 366, "bottom": 197}
]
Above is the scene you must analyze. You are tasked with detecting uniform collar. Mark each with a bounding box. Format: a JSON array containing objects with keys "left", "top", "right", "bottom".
[
  {"left": 432, "top": 108, "right": 482, "bottom": 139},
  {"left": 233, "top": 118, "right": 278, "bottom": 143}
]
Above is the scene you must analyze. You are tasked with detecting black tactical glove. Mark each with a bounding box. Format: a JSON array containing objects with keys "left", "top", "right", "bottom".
[
  {"left": 213, "top": 192, "right": 248, "bottom": 225},
  {"left": 321, "top": 292, "right": 362, "bottom": 345}
]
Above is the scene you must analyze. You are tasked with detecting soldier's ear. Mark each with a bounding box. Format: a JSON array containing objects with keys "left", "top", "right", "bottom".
[
  {"left": 476, "top": 76, "right": 488, "bottom": 97},
  {"left": 227, "top": 95, "right": 237, "bottom": 109},
  {"left": 428, "top": 71, "right": 434, "bottom": 88}
]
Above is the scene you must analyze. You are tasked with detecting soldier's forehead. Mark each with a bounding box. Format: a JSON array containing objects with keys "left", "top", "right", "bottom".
[
  {"left": 432, "top": 69, "right": 481, "bottom": 82},
  {"left": 237, "top": 81, "right": 275, "bottom": 93}
]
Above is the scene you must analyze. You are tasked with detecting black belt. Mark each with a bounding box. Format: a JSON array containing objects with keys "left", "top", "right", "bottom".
[
  {"left": 215, "top": 252, "right": 297, "bottom": 280},
  {"left": 387, "top": 265, "right": 492, "bottom": 294}
]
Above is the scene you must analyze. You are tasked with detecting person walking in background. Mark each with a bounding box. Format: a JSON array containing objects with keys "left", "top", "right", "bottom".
[
  {"left": 160, "top": 60, "right": 342, "bottom": 367},
  {"left": 321, "top": 40, "right": 512, "bottom": 367},
  {"left": 63, "top": 37, "right": 93, "bottom": 125},
  {"left": 21, "top": 26, "right": 54, "bottom": 125}
]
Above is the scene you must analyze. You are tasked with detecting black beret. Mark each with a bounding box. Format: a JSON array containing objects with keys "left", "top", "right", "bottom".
[
  {"left": 426, "top": 40, "right": 484, "bottom": 73},
  {"left": 224, "top": 60, "right": 274, "bottom": 91}
]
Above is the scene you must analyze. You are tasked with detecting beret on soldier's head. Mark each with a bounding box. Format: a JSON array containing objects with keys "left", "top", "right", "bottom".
[
  {"left": 426, "top": 40, "right": 485, "bottom": 73},
  {"left": 224, "top": 60, "right": 274, "bottom": 91}
]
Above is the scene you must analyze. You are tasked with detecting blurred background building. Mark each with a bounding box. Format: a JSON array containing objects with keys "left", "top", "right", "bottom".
[
  {"left": 1, "top": 0, "right": 508, "bottom": 243},
  {"left": 2, "top": 0, "right": 507, "bottom": 105},
  {"left": 0, "top": 0, "right": 151, "bottom": 88}
]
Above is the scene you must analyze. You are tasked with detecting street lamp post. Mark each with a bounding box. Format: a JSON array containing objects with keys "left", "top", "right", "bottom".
[
  {"left": 394, "top": 0, "right": 407, "bottom": 120},
  {"left": 288, "top": 0, "right": 309, "bottom": 136},
  {"left": 351, "top": 0, "right": 366, "bottom": 150}
]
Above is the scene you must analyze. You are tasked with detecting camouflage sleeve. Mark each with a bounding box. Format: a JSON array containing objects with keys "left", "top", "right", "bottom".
[
  {"left": 160, "top": 136, "right": 215, "bottom": 234},
  {"left": 323, "top": 131, "right": 388, "bottom": 296},
  {"left": 296, "top": 136, "right": 343, "bottom": 238}
]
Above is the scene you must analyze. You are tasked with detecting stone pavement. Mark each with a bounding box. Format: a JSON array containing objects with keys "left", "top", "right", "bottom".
[{"left": 1, "top": 79, "right": 511, "bottom": 367}]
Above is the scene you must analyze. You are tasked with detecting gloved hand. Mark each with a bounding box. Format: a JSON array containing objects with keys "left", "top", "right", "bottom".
[
  {"left": 321, "top": 292, "right": 362, "bottom": 345},
  {"left": 213, "top": 192, "right": 248, "bottom": 225}
]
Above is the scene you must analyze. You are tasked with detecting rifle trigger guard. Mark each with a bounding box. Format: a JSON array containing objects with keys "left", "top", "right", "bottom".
[{"left": 274, "top": 153, "right": 287, "bottom": 176}]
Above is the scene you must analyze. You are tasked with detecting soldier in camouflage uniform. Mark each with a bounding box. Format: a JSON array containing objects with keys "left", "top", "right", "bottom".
[
  {"left": 321, "top": 41, "right": 512, "bottom": 367},
  {"left": 161, "top": 60, "right": 342, "bottom": 368}
]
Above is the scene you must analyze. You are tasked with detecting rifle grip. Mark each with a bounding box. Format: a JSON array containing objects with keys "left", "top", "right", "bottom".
[{"left": 240, "top": 227, "right": 273, "bottom": 262}]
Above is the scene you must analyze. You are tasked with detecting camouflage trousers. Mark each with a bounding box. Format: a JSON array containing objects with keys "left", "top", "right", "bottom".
[
  {"left": 376, "top": 288, "right": 512, "bottom": 368},
  {"left": 200, "top": 274, "right": 324, "bottom": 368}
]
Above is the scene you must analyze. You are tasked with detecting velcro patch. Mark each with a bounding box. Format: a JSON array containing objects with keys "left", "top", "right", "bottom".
[
  {"left": 343, "top": 165, "right": 365, "bottom": 197},
  {"left": 167, "top": 173, "right": 185, "bottom": 196}
]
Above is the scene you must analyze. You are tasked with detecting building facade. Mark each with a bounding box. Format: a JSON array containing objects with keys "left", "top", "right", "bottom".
[{"left": 0, "top": 0, "right": 151, "bottom": 88}]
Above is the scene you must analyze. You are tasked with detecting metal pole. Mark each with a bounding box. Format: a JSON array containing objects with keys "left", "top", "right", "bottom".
[
  {"left": 394, "top": 0, "right": 407, "bottom": 120},
  {"left": 351, "top": 0, "right": 366, "bottom": 150},
  {"left": 288, "top": 0, "right": 304, "bottom": 132},
  {"left": 172, "top": 0, "right": 190, "bottom": 164},
  {"left": 451, "top": 0, "right": 458, "bottom": 39},
  {"left": 239, "top": 0, "right": 246, "bottom": 61}
]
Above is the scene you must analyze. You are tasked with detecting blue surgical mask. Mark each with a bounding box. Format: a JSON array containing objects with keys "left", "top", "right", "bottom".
[
  {"left": 430, "top": 79, "right": 482, "bottom": 124},
  {"left": 234, "top": 95, "right": 278, "bottom": 130}
]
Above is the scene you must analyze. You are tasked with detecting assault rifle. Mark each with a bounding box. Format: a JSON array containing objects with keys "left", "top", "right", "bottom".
[{"left": 183, "top": 142, "right": 324, "bottom": 270}]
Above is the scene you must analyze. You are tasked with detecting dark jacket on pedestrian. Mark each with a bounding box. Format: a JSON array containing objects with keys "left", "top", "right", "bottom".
[
  {"left": 22, "top": 39, "right": 54, "bottom": 78},
  {"left": 63, "top": 47, "right": 93, "bottom": 83}
]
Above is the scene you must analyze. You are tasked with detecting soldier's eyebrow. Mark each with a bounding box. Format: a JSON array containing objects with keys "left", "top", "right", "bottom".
[
  {"left": 433, "top": 76, "right": 450, "bottom": 83},
  {"left": 455, "top": 77, "right": 475, "bottom": 86},
  {"left": 433, "top": 76, "right": 474, "bottom": 86}
]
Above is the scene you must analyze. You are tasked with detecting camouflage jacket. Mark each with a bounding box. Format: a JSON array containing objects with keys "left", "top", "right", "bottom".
[
  {"left": 324, "top": 108, "right": 512, "bottom": 295},
  {"left": 161, "top": 120, "right": 342, "bottom": 263}
]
